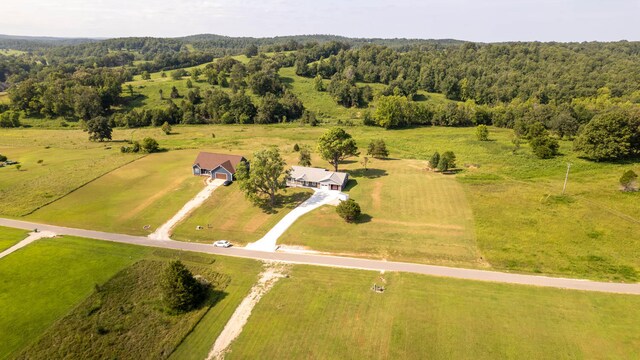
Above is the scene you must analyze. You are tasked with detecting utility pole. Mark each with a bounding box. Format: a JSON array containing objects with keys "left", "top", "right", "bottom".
[{"left": 562, "top": 162, "right": 572, "bottom": 195}]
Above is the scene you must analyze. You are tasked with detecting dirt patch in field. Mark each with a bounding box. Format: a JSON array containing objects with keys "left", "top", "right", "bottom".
[{"left": 206, "top": 262, "right": 288, "bottom": 360}]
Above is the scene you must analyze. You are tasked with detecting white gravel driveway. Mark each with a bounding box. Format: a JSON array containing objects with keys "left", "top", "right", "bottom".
[{"left": 245, "top": 190, "right": 342, "bottom": 252}]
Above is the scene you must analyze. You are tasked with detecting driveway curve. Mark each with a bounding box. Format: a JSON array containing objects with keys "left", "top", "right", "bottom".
[
  {"left": 0, "top": 218, "right": 639, "bottom": 295},
  {"left": 245, "top": 190, "right": 340, "bottom": 251}
]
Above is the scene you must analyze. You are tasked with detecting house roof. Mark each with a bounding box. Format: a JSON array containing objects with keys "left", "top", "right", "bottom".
[
  {"left": 290, "top": 166, "right": 348, "bottom": 185},
  {"left": 193, "top": 152, "right": 246, "bottom": 173}
]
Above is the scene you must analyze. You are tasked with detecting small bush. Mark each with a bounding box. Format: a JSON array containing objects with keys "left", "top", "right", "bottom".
[
  {"left": 161, "top": 121, "right": 172, "bottom": 135},
  {"left": 530, "top": 135, "right": 559, "bottom": 159},
  {"left": 336, "top": 199, "right": 361, "bottom": 223},
  {"left": 476, "top": 124, "right": 489, "bottom": 141},
  {"left": 620, "top": 170, "right": 638, "bottom": 192},
  {"left": 141, "top": 137, "right": 159, "bottom": 153},
  {"left": 293, "top": 144, "right": 300, "bottom": 152},
  {"left": 437, "top": 151, "right": 456, "bottom": 172}
]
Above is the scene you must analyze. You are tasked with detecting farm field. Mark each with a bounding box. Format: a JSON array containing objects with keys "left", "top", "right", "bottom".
[
  {"left": 226, "top": 265, "right": 640, "bottom": 359},
  {"left": 172, "top": 186, "right": 312, "bottom": 245},
  {"left": 0, "top": 225, "right": 28, "bottom": 251},
  {"left": 0, "top": 235, "right": 262, "bottom": 359}
]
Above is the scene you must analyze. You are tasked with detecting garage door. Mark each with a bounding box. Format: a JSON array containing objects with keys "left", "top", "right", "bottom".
[{"left": 215, "top": 173, "right": 228, "bottom": 180}]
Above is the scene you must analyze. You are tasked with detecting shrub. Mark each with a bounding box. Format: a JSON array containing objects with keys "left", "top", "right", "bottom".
[
  {"left": 437, "top": 151, "right": 456, "bottom": 172},
  {"left": 476, "top": 124, "right": 489, "bottom": 141},
  {"left": 367, "top": 139, "right": 389, "bottom": 158},
  {"left": 530, "top": 135, "right": 559, "bottom": 159},
  {"left": 293, "top": 143, "right": 300, "bottom": 152},
  {"left": 161, "top": 121, "right": 172, "bottom": 135},
  {"left": 0, "top": 154, "right": 7, "bottom": 162},
  {"left": 430, "top": 151, "right": 440, "bottom": 169},
  {"left": 620, "top": 170, "right": 638, "bottom": 192},
  {"left": 336, "top": 199, "right": 361, "bottom": 223},
  {"left": 141, "top": 137, "right": 159, "bottom": 153}
]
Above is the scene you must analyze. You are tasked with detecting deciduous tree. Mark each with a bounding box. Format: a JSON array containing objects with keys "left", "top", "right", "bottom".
[
  {"left": 317, "top": 127, "right": 359, "bottom": 172},
  {"left": 86, "top": 116, "right": 112, "bottom": 142},
  {"left": 236, "top": 147, "right": 288, "bottom": 207}
]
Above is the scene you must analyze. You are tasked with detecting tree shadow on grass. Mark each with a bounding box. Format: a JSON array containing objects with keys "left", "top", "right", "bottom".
[
  {"left": 202, "top": 289, "right": 228, "bottom": 309},
  {"left": 125, "top": 94, "right": 147, "bottom": 108},
  {"left": 355, "top": 213, "right": 372, "bottom": 224},
  {"left": 348, "top": 168, "right": 388, "bottom": 179},
  {"left": 257, "top": 190, "right": 311, "bottom": 214}
]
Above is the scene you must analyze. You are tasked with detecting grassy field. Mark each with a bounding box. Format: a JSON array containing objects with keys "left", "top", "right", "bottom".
[
  {"left": 2, "top": 124, "right": 639, "bottom": 280},
  {"left": 226, "top": 265, "right": 640, "bottom": 359},
  {"left": 0, "top": 236, "right": 149, "bottom": 359},
  {"left": 0, "top": 132, "right": 143, "bottom": 216},
  {"left": 17, "top": 259, "right": 231, "bottom": 359},
  {"left": 0, "top": 226, "right": 28, "bottom": 251},
  {"left": 0, "top": 234, "right": 262, "bottom": 359},
  {"left": 172, "top": 186, "right": 312, "bottom": 245},
  {"left": 279, "top": 158, "right": 482, "bottom": 266},
  {"left": 26, "top": 149, "right": 204, "bottom": 235}
]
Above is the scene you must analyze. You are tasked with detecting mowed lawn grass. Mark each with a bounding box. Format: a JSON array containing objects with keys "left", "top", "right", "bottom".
[
  {"left": 0, "top": 226, "right": 28, "bottom": 251},
  {"left": 172, "top": 186, "right": 312, "bottom": 245},
  {"left": 26, "top": 149, "right": 205, "bottom": 235},
  {"left": 227, "top": 265, "right": 640, "bottom": 359},
  {"left": 279, "top": 157, "right": 482, "bottom": 266},
  {"left": 0, "top": 236, "right": 149, "bottom": 359},
  {"left": 0, "top": 130, "right": 142, "bottom": 216}
]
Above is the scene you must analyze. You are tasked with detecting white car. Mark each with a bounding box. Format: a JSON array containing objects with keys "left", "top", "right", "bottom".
[{"left": 213, "top": 240, "right": 232, "bottom": 248}]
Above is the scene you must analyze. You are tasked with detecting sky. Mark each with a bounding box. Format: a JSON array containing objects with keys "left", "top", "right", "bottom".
[{"left": 2, "top": 0, "right": 639, "bottom": 42}]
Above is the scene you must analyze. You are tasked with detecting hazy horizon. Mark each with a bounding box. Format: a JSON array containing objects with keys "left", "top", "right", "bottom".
[{"left": 2, "top": 0, "right": 639, "bottom": 42}]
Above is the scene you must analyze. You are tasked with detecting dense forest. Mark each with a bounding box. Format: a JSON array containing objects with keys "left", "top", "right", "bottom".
[{"left": 1, "top": 34, "right": 639, "bottom": 160}]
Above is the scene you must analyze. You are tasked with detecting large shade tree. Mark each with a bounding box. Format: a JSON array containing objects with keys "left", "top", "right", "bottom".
[
  {"left": 317, "top": 127, "right": 359, "bottom": 172},
  {"left": 236, "top": 147, "right": 288, "bottom": 207}
]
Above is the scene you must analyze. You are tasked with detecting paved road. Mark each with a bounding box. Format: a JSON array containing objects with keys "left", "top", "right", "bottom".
[{"left": 1, "top": 217, "right": 639, "bottom": 295}]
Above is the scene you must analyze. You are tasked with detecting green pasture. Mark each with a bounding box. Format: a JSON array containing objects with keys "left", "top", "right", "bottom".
[
  {"left": 227, "top": 265, "right": 640, "bottom": 359},
  {"left": 0, "top": 234, "right": 262, "bottom": 359},
  {"left": 0, "top": 131, "right": 142, "bottom": 216},
  {"left": 1, "top": 124, "right": 638, "bottom": 280},
  {"left": 26, "top": 149, "right": 204, "bottom": 235},
  {"left": 0, "top": 236, "right": 149, "bottom": 359},
  {"left": 0, "top": 226, "right": 28, "bottom": 252}
]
